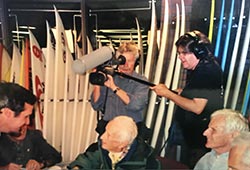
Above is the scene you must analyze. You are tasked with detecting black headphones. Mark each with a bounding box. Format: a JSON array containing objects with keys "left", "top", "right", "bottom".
[{"left": 185, "top": 31, "right": 209, "bottom": 59}]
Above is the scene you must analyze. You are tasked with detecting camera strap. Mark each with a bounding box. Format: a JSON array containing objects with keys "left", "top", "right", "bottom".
[{"left": 97, "top": 86, "right": 109, "bottom": 121}]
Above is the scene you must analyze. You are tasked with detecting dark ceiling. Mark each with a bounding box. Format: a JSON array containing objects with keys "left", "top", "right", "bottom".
[{"left": 4, "top": 0, "right": 162, "bottom": 49}]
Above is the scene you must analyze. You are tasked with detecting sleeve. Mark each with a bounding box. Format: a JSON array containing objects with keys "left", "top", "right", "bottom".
[
  {"left": 67, "top": 151, "right": 101, "bottom": 169},
  {"left": 90, "top": 86, "right": 106, "bottom": 111},
  {"left": 32, "top": 130, "right": 62, "bottom": 167}
]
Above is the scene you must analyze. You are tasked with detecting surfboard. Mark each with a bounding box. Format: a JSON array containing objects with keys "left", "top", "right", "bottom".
[
  {"left": 75, "top": 37, "right": 96, "bottom": 159},
  {"left": 19, "top": 40, "right": 25, "bottom": 86},
  {"left": 71, "top": 37, "right": 93, "bottom": 159},
  {"left": 221, "top": 0, "right": 235, "bottom": 71},
  {"left": 62, "top": 33, "right": 76, "bottom": 161},
  {"left": 150, "top": 3, "right": 180, "bottom": 149},
  {"left": 146, "top": 0, "right": 169, "bottom": 130},
  {"left": 43, "top": 21, "right": 56, "bottom": 146},
  {"left": 223, "top": 0, "right": 245, "bottom": 107},
  {"left": 231, "top": 8, "right": 250, "bottom": 110},
  {"left": 10, "top": 43, "right": 22, "bottom": 84},
  {"left": 161, "top": 0, "right": 186, "bottom": 156},
  {"left": 52, "top": 6, "right": 67, "bottom": 151},
  {"left": 144, "top": 0, "right": 158, "bottom": 81},
  {"left": 135, "top": 17, "right": 144, "bottom": 75},
  {"left": 214, "top": 0, "right": 225, "bottom": 57},
  {"left": 0, "top": 44, "right": 11, "bottom": 82},
  {"left": 29, "top": 30, "right": 46, "bottom": 131},
  {"left": 208, "top": 0, "right": 215, "bottom": 42},
  {"left": 24, "top": 38, "right": 31, "bottom": 90},
  {"left": 241, "top": 71, "right": 250, "bottom": 116},
  {"left": 73, "top": 44, "right": 85, "bottom": 156},
  {"left": 241, "top": 70, "right": 250, "bottom": 116}
]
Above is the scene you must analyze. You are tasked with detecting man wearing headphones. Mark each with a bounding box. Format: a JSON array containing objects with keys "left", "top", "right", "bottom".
[
  {"left": 151, "top": 30, "right": 224, "bottom": 168},
  {"left": 91, "top": 41, "right": 150, "bottom": 140}
]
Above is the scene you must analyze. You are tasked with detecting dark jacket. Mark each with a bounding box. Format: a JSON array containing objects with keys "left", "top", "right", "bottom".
[
  {"left": 68, "top": 138, "right": 161, "bottom": 170},
  {"left": 0, "top": 129, "right": 62, "bottom": 168}
]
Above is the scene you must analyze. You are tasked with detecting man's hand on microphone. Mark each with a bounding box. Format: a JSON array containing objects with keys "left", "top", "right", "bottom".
[{"left": 150, "top": 84, "right": 176, "bottom": 99}]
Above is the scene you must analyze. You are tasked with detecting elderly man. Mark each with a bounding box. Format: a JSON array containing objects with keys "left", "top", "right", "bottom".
[
  {"left": 194, "top": 109, "right": 249, "bottom": 170},
  {"left": 228, "top": 131, "right": 250, "bottom": 170},
  {"left": 0, "top": 82, "right": 36, "bottom": 133},
  {"left": 68, "top": 116, "right": 160, "bottom": 169}
]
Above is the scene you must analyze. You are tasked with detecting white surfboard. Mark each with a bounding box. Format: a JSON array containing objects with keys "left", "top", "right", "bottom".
[
  {"left": 43, "top": 21, "right": 56, "bottom": 145},
  {"left": 146, "top": 0, "right": 169, "bottom": 129},
  {"left": 144, "top": 0, "right": 158, "bottom": 81},
  {"left": 52, "top": 6, "right": 67, "bottom": 151},
  {"left": 223, "top": 0, "right": 245, "bottom": 107},
  {"left": 0, "top": 44, "right": 12, "bottom": 82},
  {"left": 29, "top": 30, "right": 46, "bottom": 131},
  {"left": 150, "top": 3, "right": 181, "bottom": 149},
  {"left": 10, "top": 43, "right": 22, "bottom": 84}
]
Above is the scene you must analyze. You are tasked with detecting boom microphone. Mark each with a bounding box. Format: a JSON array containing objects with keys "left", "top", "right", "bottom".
[{"left": 72, "top": 46, "right": 114, "bottom": 74}]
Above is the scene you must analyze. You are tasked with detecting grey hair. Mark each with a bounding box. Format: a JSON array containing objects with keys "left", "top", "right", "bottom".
[
  {"left": 116, "top": 41, "right": 140, "bottom": 59},
  {"left": 211, "top": 109, "right": 249, "bottom": 133},
  {"left": 231, "top": 132, "right": 250, "bottom": 166},
  {"left": 111, "top": 115, "right": 138, "bottom": 145}
]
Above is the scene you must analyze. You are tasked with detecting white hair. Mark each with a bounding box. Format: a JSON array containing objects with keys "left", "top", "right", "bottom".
[
  {"left": 211, "top": 109, "right": 249, "bottom": 133},
  {"left": 116, "top": 41, "right": 140, "bottom": 59},
  {"left": 110, "top": 116, "right": 138, "bottom": 145}
]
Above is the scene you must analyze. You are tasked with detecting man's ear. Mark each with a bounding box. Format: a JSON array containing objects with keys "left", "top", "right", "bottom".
[
  {"left": 119, "top": 141, "right": 129, "bottom": 152},
  {"left": 1, "top": 108, "right": 14, "bottom": 118},
  {"left": 231, "top": 131, "right": 240, "bottom": 139}
]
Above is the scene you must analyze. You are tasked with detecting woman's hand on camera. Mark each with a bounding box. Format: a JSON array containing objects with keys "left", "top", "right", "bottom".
[{"left": 104, "top": 75, "right": 116, "bottom": 90}]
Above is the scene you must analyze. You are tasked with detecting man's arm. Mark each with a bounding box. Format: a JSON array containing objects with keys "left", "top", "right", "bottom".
[
  {"left": 32, "top": 130, "right": 62, "bottom": 167},
  {"left": 0, "top": 163, "right": 22, "bottom": 170},
  {"left": 68, "top": 151, "right": 101, "bottom": 169},
  {"left": 151, "top": 84, "right": 207, "bottom": 115}
]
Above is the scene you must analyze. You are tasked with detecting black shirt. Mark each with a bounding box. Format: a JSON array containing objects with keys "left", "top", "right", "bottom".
[
  {"left": 175, "top": 59, "right": 224, "bottom": 148},
  {"left": 0, "top": 129, "right": 62, "bottom": 168}
]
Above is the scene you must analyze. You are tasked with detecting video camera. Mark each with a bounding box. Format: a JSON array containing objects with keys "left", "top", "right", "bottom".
[{"left": 89, "top": 55, "right": 126, "bottom": 86}]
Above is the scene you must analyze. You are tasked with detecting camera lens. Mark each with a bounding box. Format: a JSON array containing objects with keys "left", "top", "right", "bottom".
[{"left": 89, "top": 72, "right": 108, "bottom": 86}]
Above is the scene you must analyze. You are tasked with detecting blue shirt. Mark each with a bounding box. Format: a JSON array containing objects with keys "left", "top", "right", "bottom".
[
  {"left": 194, "top": 150, "right": 229, "bottom": 170},
  {"left": 91, "top": 71, "right": 149, "bottom": 122}
]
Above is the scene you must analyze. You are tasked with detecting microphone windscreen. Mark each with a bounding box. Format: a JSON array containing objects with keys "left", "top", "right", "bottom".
[{"left": 72, "top": 46, "right": 114, "bottom": 74}]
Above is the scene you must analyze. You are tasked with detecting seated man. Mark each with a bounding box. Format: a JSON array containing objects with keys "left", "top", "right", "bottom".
[
  {"left": 68, "top": 116, "right": 160, "bottom": 169},
  {"left": 0, "top": 82, "right": 36, "bottom": 133},
  {"left": 194, "top": 109, "right": 249, "bottom": 170},
  {"left": 0, "top": 124, "right": 62, "bottom": 169},
  {"left": 228, "top": 131, "right": 250, "bottom": 170}
]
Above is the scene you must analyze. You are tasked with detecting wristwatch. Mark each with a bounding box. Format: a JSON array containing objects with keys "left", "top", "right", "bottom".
[{"left": 113, "top": 87, "right": 120, "bottom": 94}]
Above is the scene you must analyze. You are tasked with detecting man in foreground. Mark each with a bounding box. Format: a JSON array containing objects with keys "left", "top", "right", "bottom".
[
  {"left": 194, "top": 109, "right": 249, "bottom": 170},
  {"left": 68, "top": 115, "right": 160, "bottom": 169}
]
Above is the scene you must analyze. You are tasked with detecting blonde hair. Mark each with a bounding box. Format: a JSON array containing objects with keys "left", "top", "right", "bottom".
[{"left": 116, "top": 41, "right": 140, "bottom": 59}]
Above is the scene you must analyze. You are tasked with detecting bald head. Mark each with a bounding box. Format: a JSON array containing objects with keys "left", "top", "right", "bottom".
[{"left": 100, "top": 116, "right": 138, "bottom": 153}]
